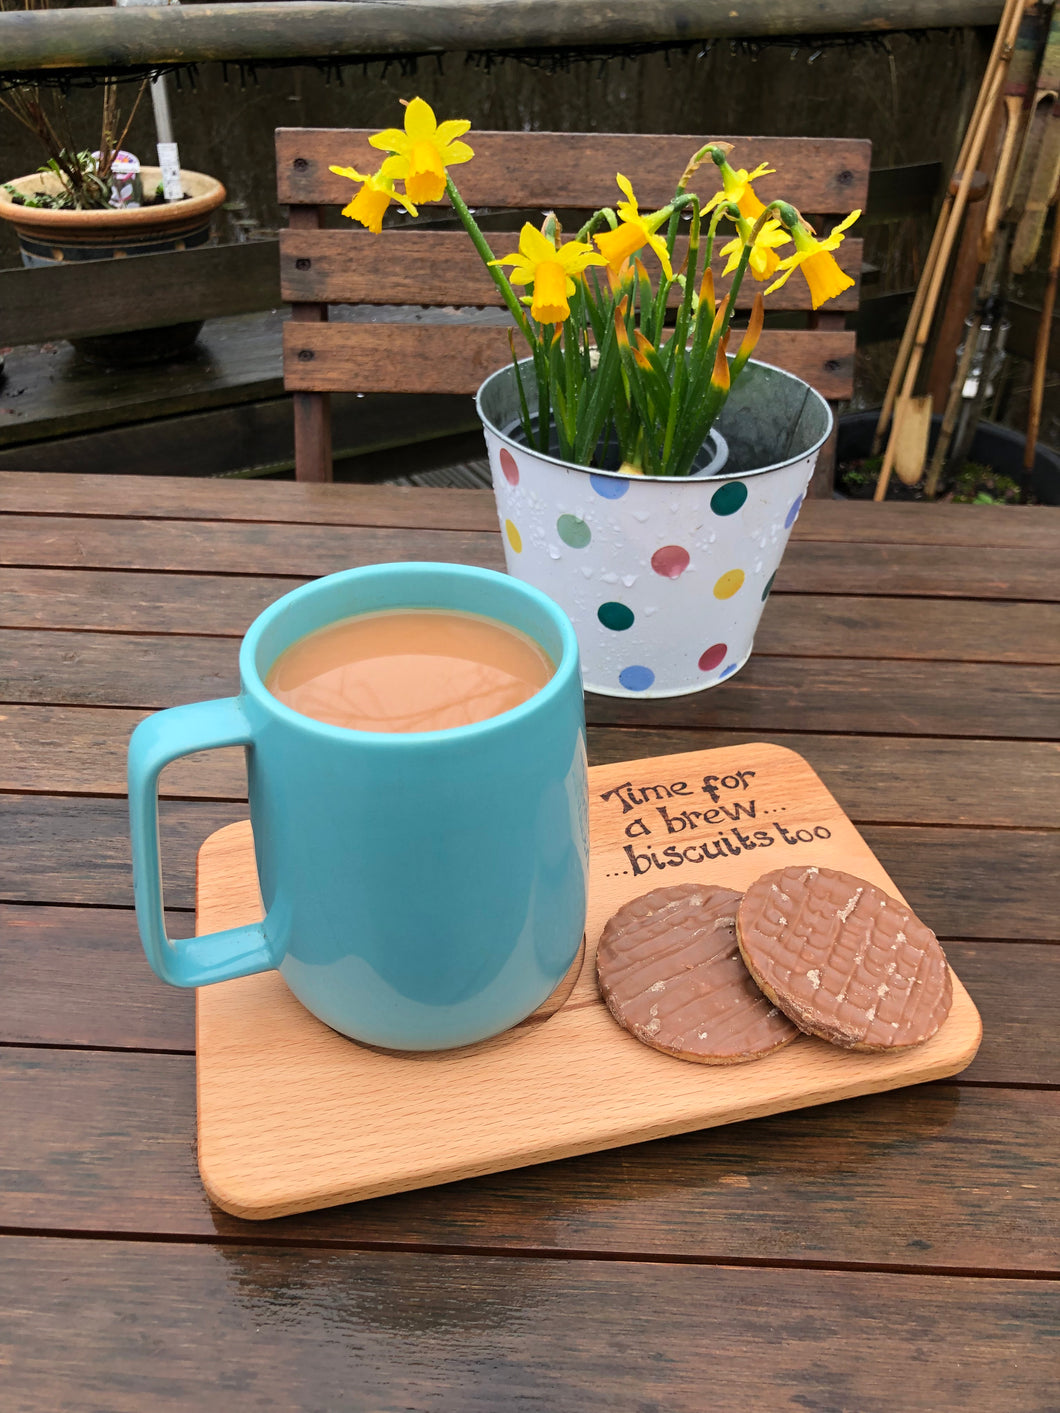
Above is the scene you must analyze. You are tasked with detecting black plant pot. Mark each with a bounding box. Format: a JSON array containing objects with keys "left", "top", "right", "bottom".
[{"left": 837, "top": 411, "right": 1060, "bottom": 506}]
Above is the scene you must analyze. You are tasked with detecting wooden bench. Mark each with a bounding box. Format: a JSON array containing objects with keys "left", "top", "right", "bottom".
[
  {"left": 277, "top": 128, "right": 870, "bottom": 485},
  {"left": 0, "top": 248, "right": 480, "bottom": 480}
]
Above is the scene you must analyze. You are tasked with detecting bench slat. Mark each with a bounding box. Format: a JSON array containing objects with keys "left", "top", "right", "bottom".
[
  {"left": 0, "top": 242, "right": 281, "bottom": 347},
  {"left": 281, "top": 322, "right": 856, "bottom": 399},
  {"left": 277, "top": 128, "right": 871, "bottom": 213},
  {"left": 278, "top": 229, "right": 862, "bottom": 311}
]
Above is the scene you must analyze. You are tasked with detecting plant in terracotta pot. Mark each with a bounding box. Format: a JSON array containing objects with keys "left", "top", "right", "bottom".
[
  {"left": 331, "top": 100, "right": 859, "bottom": 697},
  {"left": 0, "top": 10, "right": 225, "bottom": 364}
]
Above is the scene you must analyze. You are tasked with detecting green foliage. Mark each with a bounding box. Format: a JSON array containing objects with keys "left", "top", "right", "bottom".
[{"left": 455, "top": 160, "right": 766, "bottom": 477}]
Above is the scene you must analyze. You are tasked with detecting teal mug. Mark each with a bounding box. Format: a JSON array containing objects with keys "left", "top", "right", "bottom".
[{"left": 128, "top": 562, "right": 589, "bottom": 1050}]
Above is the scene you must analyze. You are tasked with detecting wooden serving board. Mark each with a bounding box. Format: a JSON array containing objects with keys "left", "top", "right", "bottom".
[{"left": 195, "top": 743, "right": 981, "bottom": 1219}]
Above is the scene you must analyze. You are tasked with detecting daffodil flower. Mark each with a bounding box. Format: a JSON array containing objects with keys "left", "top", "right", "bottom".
[
  {"left": 369, "top": 96, "right": 474, "bottom": 204},
  {"left": 593, "top": 175, "right": 674, "bottom": 279},
  {"left": 719, "top": 217, "right": 790, "bottom": 282},
  {"left": 328, "top": 164, "right": 418, "bottom": 233},
  {"left": 764, "top": 210, "right": 861, "bottom": 308},
  {"left": 491, "top": 222, "right": 607, "bottom": 324},
  {"left": 705, "top": 160, "right": 775, "bottom": 221}
]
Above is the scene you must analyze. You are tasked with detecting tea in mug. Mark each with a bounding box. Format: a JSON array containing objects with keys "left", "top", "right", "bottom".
[{"left": 265, "top": 608, "right": 555, "bottom": 733}]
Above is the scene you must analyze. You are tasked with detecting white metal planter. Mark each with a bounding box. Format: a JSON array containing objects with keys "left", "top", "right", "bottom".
[{"left": 477, "top": 358, "right": 833, "bottom": 699}]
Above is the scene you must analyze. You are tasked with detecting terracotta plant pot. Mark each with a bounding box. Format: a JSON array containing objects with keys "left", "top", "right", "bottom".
[{"left": 0, "top": 167, "right": 226, "bottom": 365}]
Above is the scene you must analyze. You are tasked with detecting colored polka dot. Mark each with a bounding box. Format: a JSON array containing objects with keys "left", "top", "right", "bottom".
[
  {"left": 698, "top": 643, "right": 727, "bottom": 672},
  {"left": 651, "top": 545, "right": 690, "bottom": 579},
  {"left": 713, "top": 568, "right": 745, "bottom": 599},
  {"left": 500, "top": 448, "right": 520, "bottom": 486},
  {"left": 719, "top": 663, "right": 739, "bottom": 678},
  {"left": 619, "top": 665, "right": 655, "bottom": 692},
  {"left": 505, "top": 519, "right": 522, "bottom": 553},
  {"left": 761, "top": 571, "right": 777, "bottom": 602},
  {"left": 598, "top": 601, "right": 635, "bottom": 631},
  {"left": 784, "top": 493, "right": 804, "bottom": 529},
  {"left": 710, "top": 481, "right": 748, "bottom": 516},
  {"left": 557, "top": 513, "right": 591, "bottom": 549},
  {"left": 590, "top": 473, "right": 629, "bottom": 499}
]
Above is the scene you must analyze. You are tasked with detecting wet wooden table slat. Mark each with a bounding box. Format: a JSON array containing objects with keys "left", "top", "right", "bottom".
[{"left": 1, "top": 471, "right": 1057, "bottom": 1411}]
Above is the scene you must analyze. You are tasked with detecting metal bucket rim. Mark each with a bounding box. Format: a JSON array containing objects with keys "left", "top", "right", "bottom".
[{"left": 476, "top": 355, "right": 834, "bottom": 484}]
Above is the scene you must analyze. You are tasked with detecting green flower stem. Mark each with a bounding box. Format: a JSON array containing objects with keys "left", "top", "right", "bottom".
[
  {"left": 577, "top": 208, "right": 615, "bottom": 242},
  {"left": 444, "top": 173, "right": 536, "bottom": 350},
  {"left": 668, "top": 201, "right": 778, "bottom": 475},
  {"left": 677, "top": 142, "right": 728, "bottom": 192},
  {"left": 661, "top": 195, "right": 702, "bottom": 467},
  {"left": 713, "top": 200, "right": 782, "bottom": 345},
  {"left": 702, "top": 200, "right": 738, "bottom": 273}
]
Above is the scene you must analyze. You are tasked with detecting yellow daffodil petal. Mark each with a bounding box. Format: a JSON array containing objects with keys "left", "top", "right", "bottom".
[
  {"left": 440, "top": 140, "right": 474, "bottom": 167},
  {"left": 749, "top": 245, "right": 781, "bottom": 280},
  {"left": 369, "top": 127, "right": 409, "bottom": 155},
  {"left": 342, "top": 184, "right": 392, "bottom": 234},
  {"left": 529, "top": 259, "right": 570, "bottom": 323},
  {"left": 405, "top": 142, "right": 447, "bottom": 202},
  {"left": 378, "top": 153, "right": 406, "bottom": 182},
  {"left": 720, "top": 218, "right": 790, "bottom": 281},
  {"left": 556, "top": 240, "right": 608, "bottom": 277},
  {"left": 403, "top": 96, "right": 439, "bottom": 143},
  {"left": 434, "top": 117, "right": 472, "bottom": 145},
  {"left": 798, "top": 249, "right": 855, "bottom": 308},
  {"left": 369, "top": 100, "right": 474, "bottom": 193},
  {"left": 333, "top": 166, "right": 417, "bottom": 232},
  {"left": 491, "top": 224, "right": 604, "bottom": 315},
  {"left": 771, "top": 212, "right": 859, "bottom": 306},
  {"left": 390, "top": 188, "right": 419, "bottom": 218},
  {"left": 615, "top": 173, "right": 637, "bottom": 209},
  {"left": 720, "top": 244, "right": 742, "bottom": 278},
  {"left": 763, "top": 265, "right": 796, "bottom": 296},
  {"left": 819, "top": 208, "right": 862, "bottom": 249},
  {"left": 594, "top": 222, "right": 646, "bottom": 273},
  {"left": 520, "top": 222, "right": 561, "bottom": 263},
  {"left": 737, "top": 185, "right": 766, "bottom": 220},
  {"left": 644, "top": 229, "right": 674, "bottom": 280}
]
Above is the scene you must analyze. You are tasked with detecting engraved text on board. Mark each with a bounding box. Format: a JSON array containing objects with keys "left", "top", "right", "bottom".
[{"left": 599, "top": 767, "right": 833, "bottom": 878}]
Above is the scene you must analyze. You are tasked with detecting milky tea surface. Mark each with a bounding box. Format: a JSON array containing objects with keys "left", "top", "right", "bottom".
[{"left": 265, "top": 609, "right": 554, "bottom": 733}]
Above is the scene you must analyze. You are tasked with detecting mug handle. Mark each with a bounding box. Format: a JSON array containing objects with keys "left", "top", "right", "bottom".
[{"left": 128, "top": 697, "right": 275, "bottom": 988}]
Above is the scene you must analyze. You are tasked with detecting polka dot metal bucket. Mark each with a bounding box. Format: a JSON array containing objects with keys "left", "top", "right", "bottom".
[{"left": 477, "top": 358, "right": 832, "bottom": 699}]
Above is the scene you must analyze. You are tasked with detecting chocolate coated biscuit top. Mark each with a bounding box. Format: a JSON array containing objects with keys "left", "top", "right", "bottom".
[
  {"left": 597, "top": 882, "right": 800, "bottom": 1064},
  {"left": 736, "top": 865, "right": 952, "bottom": 1051}
]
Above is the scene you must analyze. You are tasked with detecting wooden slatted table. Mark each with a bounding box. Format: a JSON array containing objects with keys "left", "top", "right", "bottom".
[{"left": 1, "top": 469, "right": 1058, "bottom": 1410}]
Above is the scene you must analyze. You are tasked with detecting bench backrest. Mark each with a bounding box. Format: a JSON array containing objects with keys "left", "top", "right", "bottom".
[{"left": 276, "top": 127, "right": 870, "bottom": 481}]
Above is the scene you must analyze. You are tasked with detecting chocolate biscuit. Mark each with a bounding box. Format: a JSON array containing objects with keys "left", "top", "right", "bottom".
[
  {"left": 597, "top": 882, "right": 800, "bottom": 1064},
  {"left": 736, "top": 865, "right": 952, "bottom": 1051}
]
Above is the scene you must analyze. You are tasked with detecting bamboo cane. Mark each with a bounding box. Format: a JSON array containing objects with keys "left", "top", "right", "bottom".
[
  {"left": 924, "top": 212, "right": 1013, "bottom": 496},
  {"left": 873, "top": 0, "right": 1029, "bottom": 501},
  {"left": 870, "top": 0, "right": 1030, "bottom": 457},
  {"left": 979, "top": 94, "right": 1025, "bottom": 260},
  {"left": 1024, "top": 198, "right": 1060, "bottom": 473}
]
